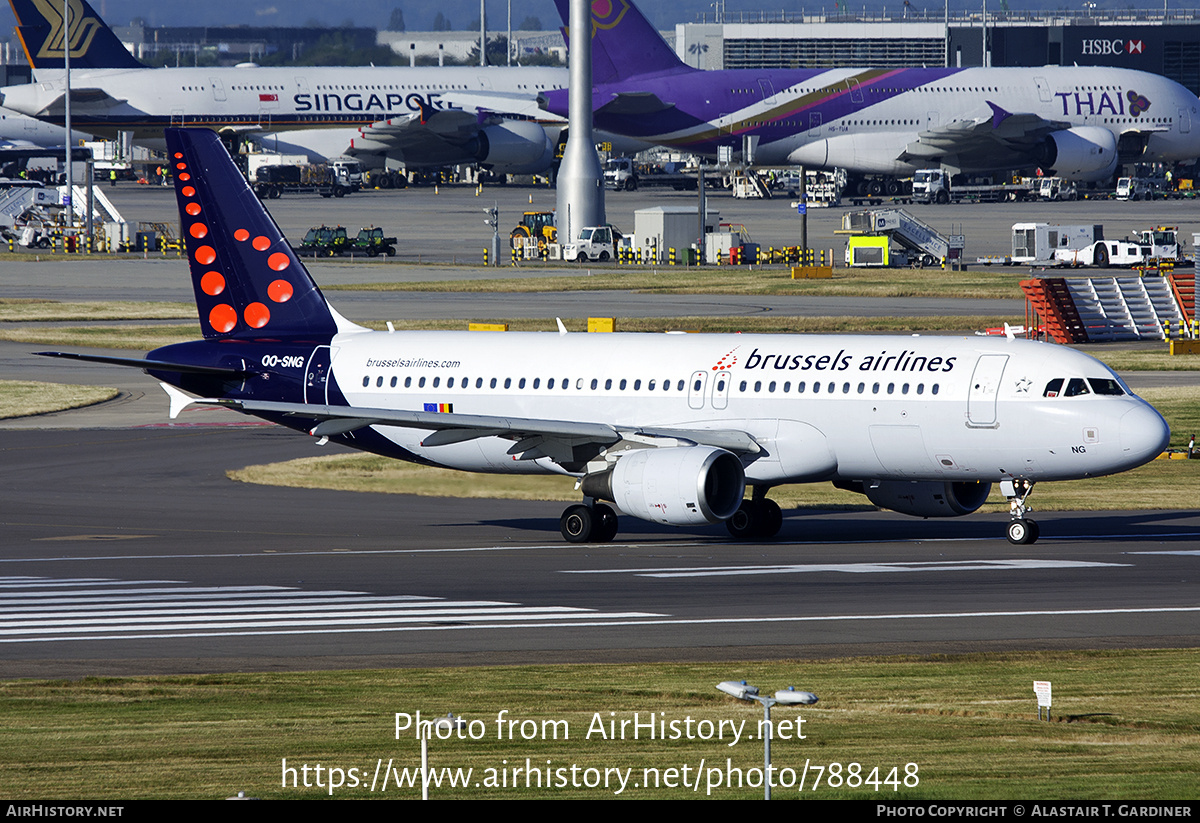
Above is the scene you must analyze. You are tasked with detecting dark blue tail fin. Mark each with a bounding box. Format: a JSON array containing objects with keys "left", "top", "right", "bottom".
[
  {"left": 166, "top": 128, "right": 345, "bottom": 340},
  {"left": 10, "top": 0, "right": 147, "bottom": 69},
  {"left": 552, "top": 0, "right": 689, "bottom": 84}
]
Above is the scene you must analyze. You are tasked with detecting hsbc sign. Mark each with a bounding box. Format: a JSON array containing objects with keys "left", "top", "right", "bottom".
[{"left": 1081, "top": 38, "right": 1146, "bottom": 56}]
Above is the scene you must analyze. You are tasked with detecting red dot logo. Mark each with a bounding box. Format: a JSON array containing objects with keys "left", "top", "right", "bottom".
[
  {"left": 200, "top": 271, "right": 225, "bottom": 296},
  {"left": 175, "top": 162, "right": 186, "bottom": 170},
  {"left": 185, "top": 202, "right": 201, "bottom": 216},
  {"left": 173, "top": 152, "right": 183, "bottom": 159},
  {"left": 244, "top": 302, "right": 270, "bottom": 328},
  {"left": 182, "top": 186, "right": 195, "bottom": 197},
  {"left": 234, "top": 229, "right": 249, "bottom": 242},
  {"left": 252, "top": 236, "right": 271, "bottom": 251},
  {"left": 267, "top": 252, "right": 290, "bottom": 271},
  {"left": 189, "top": 223, "right": 208, "bottom": 239},
  {"left": 268, "top": 279, "right": 293, "bottom": 302},
  {"left": 195, "top": 245, "right": 216, "bottom": 265},
  {"left": 209, "top": 304, "right": 237, "bottom": 333},
  {"left": 178, "top": 173, "right": 191, "bottom": 181}
]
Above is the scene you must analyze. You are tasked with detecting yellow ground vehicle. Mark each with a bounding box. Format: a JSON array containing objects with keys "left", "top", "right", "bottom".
[{"left": 510, "top": 211, "right": 557, "bottom": 251}]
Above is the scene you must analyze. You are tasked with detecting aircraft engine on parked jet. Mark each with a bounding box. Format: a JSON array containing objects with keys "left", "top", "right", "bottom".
[
  {"left": 581, "top": 446, "right": 746, "bottom": 526},
  {"left": 862, "top": 480, "right": 992, "bottom": 518},
  {"left": 1038, "top": 126, "right": 1119, "bottom": 181},
  {"left": 469, "top": 120, "right": 555, "bottom": 174}
]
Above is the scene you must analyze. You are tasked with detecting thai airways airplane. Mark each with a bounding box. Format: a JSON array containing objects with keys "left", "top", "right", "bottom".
[
  {"left": 542, "top": 0, "right": 1200, "bottom": 193},
  {"left": 0, "top": 0, "right": 566, "bottom": 174},
  {"left": 38, "top": 128, "right": 1169, "bottom": 546}
]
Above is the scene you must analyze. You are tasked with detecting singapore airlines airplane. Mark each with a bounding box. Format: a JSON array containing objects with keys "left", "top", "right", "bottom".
[
  {"left": 0, "top": 0, "right": 566, "bottom": 174},
  {"left": 542, "top": 0, "right": 1200, "bottom": 192},
  {"left": 37, "top": 129, "right": 1169, "bottom": 546}
]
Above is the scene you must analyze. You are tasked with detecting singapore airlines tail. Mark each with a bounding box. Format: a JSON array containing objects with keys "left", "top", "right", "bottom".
[
  {"left": 39, "top": 129, "right": 1169, "bottom": 548},
  {"left": 10, "top": 0, "right": 147, "bottom": 70}
]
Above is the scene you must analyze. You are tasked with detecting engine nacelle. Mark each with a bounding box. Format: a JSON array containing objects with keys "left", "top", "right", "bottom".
[
  {"left": 1039, "top": 127, "right": 1119, "bottom": 181},
  {"left": 863, "top": 480, "right": 992, "bottom": 518},
  {"left": 472, "top": 120, "right": 555, "bottom": 174},
  {"left": 581, "top": 447, "right": 746, "bottom": 526}
]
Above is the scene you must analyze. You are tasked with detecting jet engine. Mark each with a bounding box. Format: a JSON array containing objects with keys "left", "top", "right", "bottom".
[
  {"left": 1038, "top": 127, "right": 1119, "bottom": 181},
  {"left": 581, "top": 446, "right": 746, "bottom": 526},
  {"left": 861, "top": 480, "right": 992, "bottom": 518},
  {"left": 470, "top": 119, "right": 555, "bottom": 174}
]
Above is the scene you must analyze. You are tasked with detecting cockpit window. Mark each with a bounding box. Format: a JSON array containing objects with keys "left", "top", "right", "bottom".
[
  {"left": 1088, "top": 378, "right": 1125, "bottom": 396},
  {"left": 1043, "top": 378, "right": 1064, "bottom": 398},
  {"left": 1064, "top": 378, "right": 1091, "bottom": 397}
]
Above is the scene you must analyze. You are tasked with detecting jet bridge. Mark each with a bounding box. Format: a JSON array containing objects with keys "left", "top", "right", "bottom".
[{"left": 841, "top": 208, "right": 963, "bottom": 266}]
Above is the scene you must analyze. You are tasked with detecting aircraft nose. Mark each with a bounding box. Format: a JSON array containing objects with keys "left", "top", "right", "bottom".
[{"left": 1119, "top": 402, "right": 1170, "bottom": 466}]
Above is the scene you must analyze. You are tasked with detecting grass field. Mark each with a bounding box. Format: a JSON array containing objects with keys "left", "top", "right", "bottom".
[
  {"left": 1, "top": 650, "right": 1196, "bottom": 799},
  {"left": 0, "top": 380, "right": 118, "bottom": 419}
]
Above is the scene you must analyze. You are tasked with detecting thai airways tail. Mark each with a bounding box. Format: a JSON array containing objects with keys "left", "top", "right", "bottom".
[
  {"left": 9, "top": 0, "right": 147, "bottom": 70},
  {"left": 551, "top": 0, "right": 691, "bottom": 84},
  {"left": 165, "top": 128, "right": 358, "bottom": 340}
]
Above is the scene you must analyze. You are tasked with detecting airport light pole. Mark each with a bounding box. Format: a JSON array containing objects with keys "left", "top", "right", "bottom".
[
  {"left": 556, "top": 0, "right": 605, "bottom": 249},
  {"left": 63, "top": 0, "right": 73, "bottom": 231},
  {"left": 717, "top": 680, "right": 818, "bottom": 800}
]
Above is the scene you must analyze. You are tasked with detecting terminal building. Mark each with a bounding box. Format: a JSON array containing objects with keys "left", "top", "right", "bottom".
[{"left": 675, "top": 9, "right": 1200, "bottom": 96}]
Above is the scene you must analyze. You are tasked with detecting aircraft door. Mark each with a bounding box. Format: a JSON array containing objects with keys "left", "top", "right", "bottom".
[
  {"left": 305, "top": 346, "right": 336, "bottom": 405},
  {"left": 171, "top": 109, "right": 185, "bottom": 127},
  {"left": 688, "top": 370, "right": 708, "bottom": 410},
  {"left": 808, "top": 112, "right": 823, "bottom": 136},
  {"left": 846, "top": 77, "right": 864, "bottom": 104},
  {"left": 1180, "top": 107, "right": 1191, "bottom": 134},
  {"left": 209, "top": 78, "right": 227, "bottom": 102},
  {"left": 1034, "top": 77, "right": 1052, "bottom": 103},
  {"left": 711, "top": 371, "right": 730, "bottom": 410},
  {"left": 967, "top": 354, "right": 1008, "bottom": 427},
  {"left": 758, "top": 79, "right": 776, "bottom": 105}
]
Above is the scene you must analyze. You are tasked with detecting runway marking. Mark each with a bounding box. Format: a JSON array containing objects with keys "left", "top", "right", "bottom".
[
  {"left": 563, "top": 558, "right": 1128, "bottom": 579},
  {"left": 0, "top": 576, "right": 661, "bottom": 644},
  {"left": 1127, "top": 550, "right": 1200, "bottom": 556}
]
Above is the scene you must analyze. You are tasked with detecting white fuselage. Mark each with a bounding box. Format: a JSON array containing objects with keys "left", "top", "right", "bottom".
[{"left": 319, "top": 329, "right": 1167, "bottom": 486}]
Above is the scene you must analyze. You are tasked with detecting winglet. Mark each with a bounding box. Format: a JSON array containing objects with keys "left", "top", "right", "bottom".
[
  {"left": 556, "top": 317, "right": 569, "bottom": 336},
  {"left": 987, "top": 101, "right": 1013, "bottom": 129}
]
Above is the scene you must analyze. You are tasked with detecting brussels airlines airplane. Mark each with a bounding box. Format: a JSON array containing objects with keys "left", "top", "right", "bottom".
[
  {"left": 40, "top": 129, "right": 1168, "bottom": 545},
  {"left": 542, "top": 0, "right": 1200, "bottom": 189},
  {"left": 0, "top": 0, "right": 566, "bottom": 174}
]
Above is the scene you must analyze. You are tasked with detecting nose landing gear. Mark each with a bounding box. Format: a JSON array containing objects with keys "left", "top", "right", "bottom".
[{"left": 1002, "top": 478, "right": 1039, "bottom": 544}]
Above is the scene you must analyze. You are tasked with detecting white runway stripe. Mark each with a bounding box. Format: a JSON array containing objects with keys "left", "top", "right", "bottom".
[{"left": 0, "top": 576, "right": 662, "bottom": 643}]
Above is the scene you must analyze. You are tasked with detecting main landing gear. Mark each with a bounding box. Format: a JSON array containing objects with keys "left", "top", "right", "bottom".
[
  {"left": 1002, "top": 478, "right": 1039, "bottom": 545},
  {"left": 560, "top": 501, "right": 619, "bottom": 543},
  {"left": 726, "top": 488, "right": 783, "bottom": 540}
]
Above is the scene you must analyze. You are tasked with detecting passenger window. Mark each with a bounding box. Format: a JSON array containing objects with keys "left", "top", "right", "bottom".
[
  {"left": 797, "top": 381, "right": 806, "bottom": 393},
  {"left": 504, "top": 378, "right": 512, "bottom": 389},
  {"left": 1065, "top": 378, "right": 1090, "bottom": 397},
  {"left": 405, "top": 376, "right": 412, "bottom": 388},
  {"left": 476, "top": 378, "right": 483, "bottom": 389},
  {"left": 447, "top": 377, "right": 454, "bottom": 388},
  {"left": 533, "top": 378, "right": 540, "bottom": 389},
  {"left": 783, "top": 381, "right": 790, "bottom": 392},
  {"left": 634, "top": 380, "right": 641, "bottom": 390},
  {"left": 591, "top": 379, "right": 598, "bottom": 390},
  {"left": 490, "top": 378, "right": 497, "bottom": 388},
  {"left": 419, "top": 377, "right": 426, "bottom": 388},
  {"left": 677, "top": 380, "right": 685, "bottom": 391},
  {"left": 620, "top": 379, "right": 627, "bottom": 390},
  {"left": 1043, "top": 378, "right": 1064, "bottom": 398},
  {"left": 754, "top": 381, "right": 762, "bottom": 392},
  {"left": 649, "top": 380, "right": 657, "bottom": 391},
  {"left": 605, "top": 379, "right": 613, "bottom": 390},
  {"left": 768, "top": 381, "right": 776, "bottom": 393},
  {"left": 362, "top": 376, "right": 369, "bottom": 387},
  {"left": 432, "top": 377, "right": 440, "bottom": 388},
  {"left": 519, "top": 378, "right": 526, "bottom": 389},
  {"left": 548, "top": 378, "right": 555, "bottom": 389},
  {"left": 391, "top": 377, "right": 397, "bottom": 388}
]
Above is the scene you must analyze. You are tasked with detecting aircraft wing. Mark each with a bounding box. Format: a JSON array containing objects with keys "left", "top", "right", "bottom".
[
  {"left": 23, "top": 87, "right": 128, "bottom": 117},
  {"left": 899, "top": 102, "right": 1070, "bottom": 164},
  {"left": 346, "top": 110, "right": 486, "bottom": 166},
  {"left": 163, "top": 385, "right": 761, "bottom": 461},
  {"left": 439, "top": 90, "right": 552, "bottom": 120}
]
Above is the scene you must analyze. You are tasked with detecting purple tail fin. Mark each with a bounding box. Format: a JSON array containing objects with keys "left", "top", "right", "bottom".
[
  {"left": 10, "top": 0, "right": 146, "bottom": 69},
  {"left": 552, "top": 0, "right": 690, "bottom": 84},
  {"left": 166, "top": 128, "right": 340, "bottom": 340}
]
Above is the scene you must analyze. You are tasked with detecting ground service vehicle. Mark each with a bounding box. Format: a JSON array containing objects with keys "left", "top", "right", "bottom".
[
  {"left": 353, "top": 227, "right": 397, "bottom": 257},
  {"left": 299, "top": 225, "right": 350, "bottom": 256},
  {"left": 510, "top": 212, "right": 558, "bottom": 251},
  {"left": 563, "top": 225, "right": 618, "bottom": 262},
  {"left": 253, "top": 157, "right": 363, "bottom": 199}
]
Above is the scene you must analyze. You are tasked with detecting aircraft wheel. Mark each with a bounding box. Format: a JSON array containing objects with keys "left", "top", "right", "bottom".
[
  {"left": 758, "top": 499, "right": 783, "bottom": 538},
  {"left": 1006, "top": 519, "right": 1037, "bottom": 545},
  {"left": 561, "top": 505, "right": 594, "bottom": 543},
  {"left": 592, "top": 504, "right": 619, "bottom": 543},
  {"left": 726, "top": 500, "right": 760, "bottom": 540}
]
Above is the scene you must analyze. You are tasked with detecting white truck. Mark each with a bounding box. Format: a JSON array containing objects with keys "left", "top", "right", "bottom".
[
  {"left": 1010, "top": 223, "right": 1104, "bottom": 264},
  {"left": 911, "top": 169, "right": 1035, "bottom": 204},
  {"left": 562, "top": 225, "right": 618, "bottom": 262},
  {"left": 1115, "top": 177, "right": 1159, "bottom": 201},
  {"left": 1054, "top": 239, "right": 1148, "bottom": 268}
]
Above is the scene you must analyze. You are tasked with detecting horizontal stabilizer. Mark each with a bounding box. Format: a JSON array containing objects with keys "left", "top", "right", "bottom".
[
  {"left": 35, "top": 351, "right": 249, "bottom": 375},
  {"left": 596, "top": 92, "right": 675, "bottom": 117}
]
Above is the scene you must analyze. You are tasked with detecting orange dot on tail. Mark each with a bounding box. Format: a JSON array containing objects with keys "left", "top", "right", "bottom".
[
  {"left": 200, "top": 271, "right": 225, "bottom": 296},
  {"left": 267, "top": 279, "right": 293, "bottom": 302},
  {"left": 181, "top": 186, "right": 195, "bottom": 197},
  {"left": 178, "top": 173, "right": 191, "bottom": 181},
  {"left": 189, "top": 223, "right": 208, "bottom": 239},
  {"left": 185, "top": 202, "right": 201, "bottom": 216},
  {"left": 267, "top": 252, "right": 290, "bottom": 272},
  {"left": 234, "top": 229, "right": 250, "bottom": 242},
  {"left": 244, "top": 302, "right": 270, "bottom": 328},
  {"left": 252, "top": 235, "right": 271, "bottom": 251},
  {"left": 173, "top": 152, "right": 182, "bottom": 159},
  {"left": 209, "top": 304, "right": 237, "bottom": 333},
  {"left": 194, "top": 245, "right": 216, "bottom": 265},
  {"left": 175, "top": 162, "right": 186, "bottom": 170}
]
